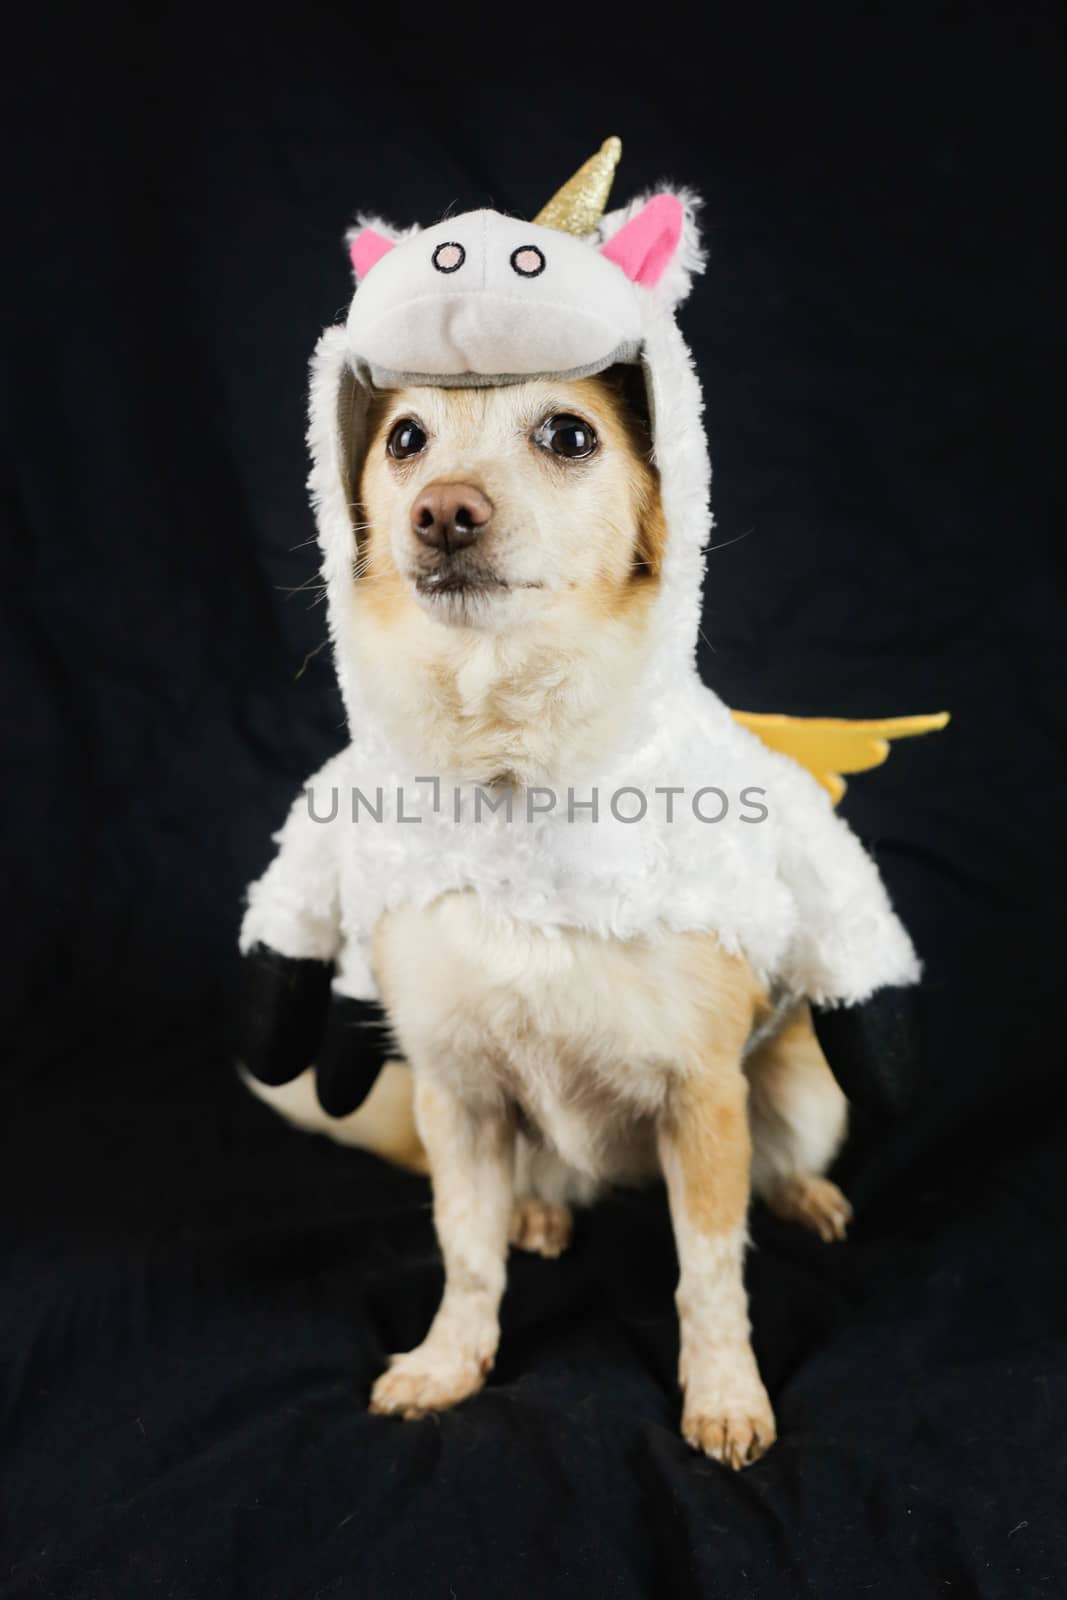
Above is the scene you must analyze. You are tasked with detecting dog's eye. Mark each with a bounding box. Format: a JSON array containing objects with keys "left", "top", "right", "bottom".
[
  {"left": 535, "top": 414, "right": 598, "bottom": 460},
  {"left": 387, "top": 419, "right": 427, "bottom": 461}
]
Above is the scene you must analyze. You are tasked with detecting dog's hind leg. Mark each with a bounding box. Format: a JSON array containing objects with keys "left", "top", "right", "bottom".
[
  {"left": 746, "top": 1003, "right": 852, "bottom": 1243},
  {"left": 241, "top": 1059, "right": 428, "bottom": 1172}
]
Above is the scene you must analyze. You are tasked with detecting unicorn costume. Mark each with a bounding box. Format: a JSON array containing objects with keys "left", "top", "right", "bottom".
[{"left": 237, "top": 141, "right": 943, "bottom": 1116}]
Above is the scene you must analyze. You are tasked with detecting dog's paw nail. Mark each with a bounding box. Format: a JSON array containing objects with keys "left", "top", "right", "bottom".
[{"left": 682, "top": 1406, "right": 777, "bottom": 1469}]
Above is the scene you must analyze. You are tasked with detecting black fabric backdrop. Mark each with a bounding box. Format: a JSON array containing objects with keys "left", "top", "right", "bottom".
[{"left": 3, "top": 6, "right": 1066, "bottom": 1597}]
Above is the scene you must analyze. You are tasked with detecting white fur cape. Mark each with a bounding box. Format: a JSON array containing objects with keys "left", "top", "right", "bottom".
[{"left": 240, "top": 192, "right": 920, "bottom": 1009}]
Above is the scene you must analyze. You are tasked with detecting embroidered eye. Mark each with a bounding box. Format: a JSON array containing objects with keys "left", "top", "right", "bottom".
[
  {"left": 387, "top": 418, "right": 427, "bottom": 460},
  {"left": 510, "top": 245, "right": 545, "bottom": 278},
  {"left": 534, "top": 414, "right": 598, "bottom": 460},
  {"left": 432, "top": 241, "right": 465, "bottom": 273}
]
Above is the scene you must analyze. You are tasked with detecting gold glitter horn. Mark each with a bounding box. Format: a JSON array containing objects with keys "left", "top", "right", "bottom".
[{"left": 534, "top": 136, "right": 622, "bottom": 236}]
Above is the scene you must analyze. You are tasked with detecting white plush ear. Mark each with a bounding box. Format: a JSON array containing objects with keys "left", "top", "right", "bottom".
[
  {"left": 307, "top": 326, "right": 366, "bottom": 587},
  {"left": 343, "top": 214, "right": 415, "bottom": 281},
  {"left": 599, "top": 188, "right": 705, "bottom": 307},
  {"left": 305, "top": 326, "right": 374, "bottom": 730}
]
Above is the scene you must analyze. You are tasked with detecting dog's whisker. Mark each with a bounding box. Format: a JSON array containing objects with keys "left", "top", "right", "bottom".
[
  {"left": 705, "top": 527, "right": 755, "bottom": 555},
  {"left": 276, "top": 575, "right": 327, "bottom": 596},
  {"left": 294, "top": 637, "right": 331, "bottom": 679}
]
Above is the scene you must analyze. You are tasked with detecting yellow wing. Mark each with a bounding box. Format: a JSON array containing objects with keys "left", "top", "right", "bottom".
[{"left": 730, "top": 710, "right": 950, "bottom": 805}]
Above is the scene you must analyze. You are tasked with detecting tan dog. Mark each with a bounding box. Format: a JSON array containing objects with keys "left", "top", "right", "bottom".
[{"left": 250, "top": 369, "right": 850, "bottom": 1468}]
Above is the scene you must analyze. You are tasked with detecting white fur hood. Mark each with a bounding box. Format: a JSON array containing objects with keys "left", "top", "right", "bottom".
[{"left": 240, "top": 184, "right": 921, "bottom": 1010}]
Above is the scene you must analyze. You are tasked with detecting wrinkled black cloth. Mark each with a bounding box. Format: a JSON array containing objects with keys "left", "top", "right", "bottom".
[
  {"left": 811, "top": 988, "right": 919, "bottom": 1116},
  {"left": 3, "top": 8, "right": 1066, "bottom": 1598}
]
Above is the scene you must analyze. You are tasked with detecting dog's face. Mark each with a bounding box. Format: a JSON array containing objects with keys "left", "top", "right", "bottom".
[{"left": 354, "top": 368, "right": 664, "bottom": 632}]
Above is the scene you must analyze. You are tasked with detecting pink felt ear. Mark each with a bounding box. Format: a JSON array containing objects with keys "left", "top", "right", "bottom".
[
  {"left": 349, "top": 228, "right": 395, "bottom": 279},
  {"left": 601, "top": 194, "right": 684, "bottom": 288}
]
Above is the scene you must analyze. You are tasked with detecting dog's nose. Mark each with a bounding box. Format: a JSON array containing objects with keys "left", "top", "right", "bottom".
[{"left": 411, "top": 482, "right": 493, "bottom": 553}]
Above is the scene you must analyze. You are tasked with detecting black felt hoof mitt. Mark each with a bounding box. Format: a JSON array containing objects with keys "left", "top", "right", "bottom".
[
  {"left": 313, "top": 994, "right": 392, "bottom": 1118},
  {"left": 235, "top": 943, "right": 388, "bottom": 1116}
]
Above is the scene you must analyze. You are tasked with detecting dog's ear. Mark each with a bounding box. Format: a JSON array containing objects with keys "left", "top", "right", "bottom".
[{"left": 600, "top": 190, "right": 705, "bottom": 307}]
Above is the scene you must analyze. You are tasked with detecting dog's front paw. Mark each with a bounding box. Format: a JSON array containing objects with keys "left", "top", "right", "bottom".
[
  {"left": 681, "top": 1364, "right": 777, "bottom": 1469},
  {"left": 369, "top": 1343, "right": 490, "bottom": 1419},
  {"left": 682, "top": 1402, "right": 776, "bottom": 1469}
]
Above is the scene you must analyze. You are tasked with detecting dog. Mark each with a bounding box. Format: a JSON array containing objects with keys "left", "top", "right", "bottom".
[{"left": 249, "top": 365, "right": 850, "bottom": 1468}]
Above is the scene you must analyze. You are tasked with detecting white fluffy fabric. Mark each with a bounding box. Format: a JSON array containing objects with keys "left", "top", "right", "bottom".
[{"left": 241, "top": 193, "right": 920, "bottom": 1010}]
